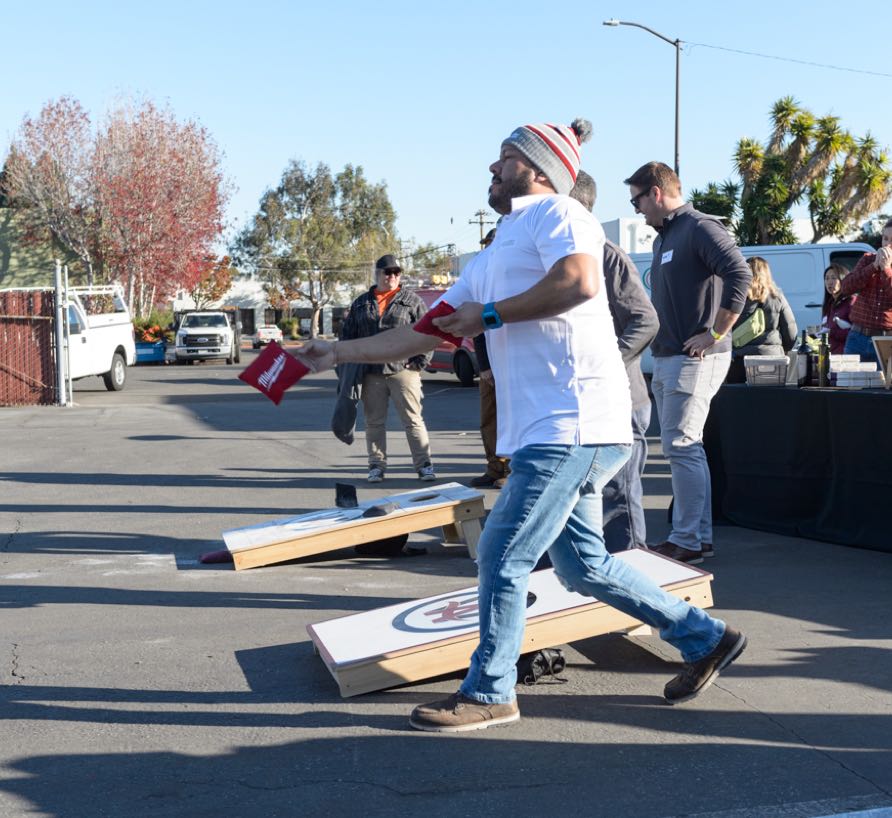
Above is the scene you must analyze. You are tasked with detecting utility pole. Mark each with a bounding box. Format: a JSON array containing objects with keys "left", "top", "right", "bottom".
[{"left": 469, "top": 210, "right": 495, "bottom": 244}]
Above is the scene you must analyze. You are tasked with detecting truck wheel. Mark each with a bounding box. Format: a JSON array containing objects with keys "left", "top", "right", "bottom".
[
  {"left": 103, "top": 353, "right": 127, "bottom": 391},
  {"left": 454, "top": 351, "right": 476, "bottom": 387}
]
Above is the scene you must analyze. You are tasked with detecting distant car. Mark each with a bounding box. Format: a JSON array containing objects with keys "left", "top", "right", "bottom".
[
  {"left": 414, "top": 288, "right": 479, "bottom": 386},
  {"left": 252, "top": 325, "right": 284, "bottom": 349}
]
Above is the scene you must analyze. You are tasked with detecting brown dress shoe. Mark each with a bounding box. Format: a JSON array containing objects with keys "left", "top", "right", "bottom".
[
  {"left": 664, "top": 627, "right": 747, "bottom": 704},
  {"left": 410, "top": 692, "right": 520, "bottom": 733}
]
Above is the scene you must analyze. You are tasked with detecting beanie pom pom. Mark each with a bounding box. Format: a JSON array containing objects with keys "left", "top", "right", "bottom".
[{"left": 571, "top": 118, "right": 593, "bottom": 145}]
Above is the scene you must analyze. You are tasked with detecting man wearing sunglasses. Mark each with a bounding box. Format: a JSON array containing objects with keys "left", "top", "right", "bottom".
[
  {"left": 624, "top": 162, "right": 751, "bottom": 565},
  {"left": 339, "top": 254, "right": 437, "bottom": 483}
]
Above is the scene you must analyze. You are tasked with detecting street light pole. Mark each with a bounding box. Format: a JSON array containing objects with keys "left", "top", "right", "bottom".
[{"left": 603, "top": 19, "right": 681, "bottom": 177}]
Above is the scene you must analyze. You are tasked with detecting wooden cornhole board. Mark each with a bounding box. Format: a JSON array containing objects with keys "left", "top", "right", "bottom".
[
  {"left": 307, "top": 548, "right": 714, "bottom": 697},
  {"left": 222, "top": 482, "right": 485, "bottom": 570}
]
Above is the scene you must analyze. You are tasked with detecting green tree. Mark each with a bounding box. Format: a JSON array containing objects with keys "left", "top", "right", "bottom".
[
  {"left": 852, "top": 213, "right": 891, "bottom": 249},
  {"left": 232, "top": 161, "right": 397, "bottom": 337},
  {"left": 688, "top": 181, "right": 739, "bottom": 224},
  {"left": 696, "top": 97, "right": 892, "bottom": 245},
  {"left": 408, "top": 242, "right": 455, "bottom": 285}
]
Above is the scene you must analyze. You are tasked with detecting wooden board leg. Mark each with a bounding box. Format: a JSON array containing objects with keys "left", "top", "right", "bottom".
[
  {"left": 459, "top": 518, "right": 482, "bottom": 560},
  {"left": 441, "top": 522, "right": 462, "bottom": 543},
  {"left": 622, "top": 623, "right": 655, "bottom": 637}
]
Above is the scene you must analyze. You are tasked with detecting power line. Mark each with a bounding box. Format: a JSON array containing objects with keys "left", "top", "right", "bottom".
[{"left": 687, "top": 41, "right": 892, "bottom": 79}]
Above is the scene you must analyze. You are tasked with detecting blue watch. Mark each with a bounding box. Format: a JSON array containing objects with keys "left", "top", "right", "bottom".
[{"left": 481, "top": 302, "right": 503, "bottom": 330}]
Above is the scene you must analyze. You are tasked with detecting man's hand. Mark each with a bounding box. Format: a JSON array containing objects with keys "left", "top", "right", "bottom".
[
  {"left": 433, "top": 301, "right": 484, "bottom": 338},
  {"left": 682, "top": 331, "right": 717, "bottom": 359},
  {"left": 295, "top": 339, "right": 336, "bottom": 373},
  {"left": 876, "top": 246, "right": 892, "bottom": 271},
  {"left": 479, "top": 368, "right": 494, "bottom": 383}
]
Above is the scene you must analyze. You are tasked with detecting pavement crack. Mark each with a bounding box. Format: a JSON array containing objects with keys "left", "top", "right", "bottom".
[
  {"left": 723, "top": 686, "right": 892, "bottom": 798},
  {"left": 10, "top": 643, "right": 24, "bottom": 685},
  {"left": 1, "top": 518, "right": 20, "bottom": 555}
]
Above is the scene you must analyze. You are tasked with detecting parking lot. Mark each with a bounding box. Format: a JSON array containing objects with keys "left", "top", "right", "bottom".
[{"left": 2, "top": 356, "right": 891, "bottom": 818}]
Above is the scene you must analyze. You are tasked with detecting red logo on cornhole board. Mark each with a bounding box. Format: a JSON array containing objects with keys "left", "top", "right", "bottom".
[{"left": 238, "top": 341, "right": 309, "bottom": 405}]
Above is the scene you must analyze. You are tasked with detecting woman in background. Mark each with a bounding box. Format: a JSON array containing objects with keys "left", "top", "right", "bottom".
[
  {"left": 726, "top": 256, "right": 798, "bottom": 384},
  {"left": 821, "top": 263, "right": 856, "bottom": 355}
]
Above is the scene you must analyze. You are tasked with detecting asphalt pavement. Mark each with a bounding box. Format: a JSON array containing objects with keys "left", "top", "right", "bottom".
[{"left": 1, "top": 351, "right": 891, "bottom": 818}]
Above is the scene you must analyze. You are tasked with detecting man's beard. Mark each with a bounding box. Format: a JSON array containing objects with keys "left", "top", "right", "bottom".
[{"left": 488, "top": 167, "right": 535, "bottom": 214}]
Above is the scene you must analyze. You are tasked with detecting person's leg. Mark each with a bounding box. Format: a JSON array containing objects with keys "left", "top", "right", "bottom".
[
  {"left": 658, "top": 354, "right": 730, "bottom": 552},
  {"left": 360, "top": 372, "right": 389, "bottom": 471},
  {"left": 627, "top": 400, "right": 652, "bottom": 546},
  {"left": 458, "top": 444, "right": 619, "bottom": 704},
  {"left": 387, "top": 369, "right": 433, "bottom": 471},
  {"left": 547, "top": 447, "right": 725, "bottom": 662},
  {"left": 479, "top": 375, "right": 508, "bottom": 479}
]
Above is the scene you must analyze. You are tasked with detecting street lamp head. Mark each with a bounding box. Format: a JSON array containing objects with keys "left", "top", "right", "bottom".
[{"left": 602, "top": 19, "right": 620, "bottom": 26}]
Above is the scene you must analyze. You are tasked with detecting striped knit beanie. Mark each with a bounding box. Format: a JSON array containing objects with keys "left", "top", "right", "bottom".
[{"left": 502, "top": 118, "right": 593, "bottom": 195}]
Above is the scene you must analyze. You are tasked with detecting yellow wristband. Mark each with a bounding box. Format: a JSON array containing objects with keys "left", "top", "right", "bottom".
[{"left": 709, "top": 328, "right": 725, "bottom": 341}]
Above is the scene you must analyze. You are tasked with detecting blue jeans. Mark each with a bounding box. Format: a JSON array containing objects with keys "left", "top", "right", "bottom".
[
  {"left": 651, "top": 354, "right": 730, "bottom": 552},
  {"left": 843, "top": 329, "right": 879, "bottom": 365},
  {"left": 602, "top": 402, "right": 652, "bottom": 552},
  {"left": 460, "top": 442, "right": 725, "bottom": 704}
]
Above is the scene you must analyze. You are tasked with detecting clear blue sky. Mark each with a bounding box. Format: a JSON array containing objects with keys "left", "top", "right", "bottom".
[{"left": 3, "top": 0, "right": 890, "bottom": 256}]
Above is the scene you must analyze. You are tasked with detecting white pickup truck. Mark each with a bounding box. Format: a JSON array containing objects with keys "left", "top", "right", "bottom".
[
  {"left": 174, "top": 309, "right": 241, "bottom": 364},
  {"left": 65, "top": 285, "right": 136, "bottom": 391}
]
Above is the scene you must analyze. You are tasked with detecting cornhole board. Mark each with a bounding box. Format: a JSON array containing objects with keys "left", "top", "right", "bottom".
[
  {"left": 222, "top": 482, "right": 485, "bottom": 570},
  {"left": 307, "top": 548, "right": 714, "bottom": 697},
  {"left": 873, "top": 337, "right": 892, "bottom": 390}
]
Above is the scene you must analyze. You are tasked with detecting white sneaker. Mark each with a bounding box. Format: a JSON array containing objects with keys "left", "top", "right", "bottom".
[
  {"left": 367, "top": 467, "right": 384, "bottom": 483},
  {"left": 418, "top": 464, "right": 437, "bottom": 482}
]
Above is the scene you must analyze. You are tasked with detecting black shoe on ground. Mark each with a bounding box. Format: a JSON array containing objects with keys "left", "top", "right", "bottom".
[
  {"left": 664, "top": 626, "right": 747, "bottom": 704},
  {"left": 469, "top": 473, "right": 501, "bottom": 488},
  {"left": 651, "top": 541, "right": 704, "bottom": 566},
  {"left": 701, "top": 542, "right": 715, "bottom": 559}
]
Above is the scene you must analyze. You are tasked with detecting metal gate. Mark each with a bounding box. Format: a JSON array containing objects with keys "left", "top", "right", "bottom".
[{"left": 0, "top": 288, "right": 58, "bottom": 406}]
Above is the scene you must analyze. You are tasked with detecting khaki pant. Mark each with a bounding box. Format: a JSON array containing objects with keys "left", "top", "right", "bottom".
[
  {"left": 479, "top": 374, "right": 510, "bottom": 479},
  {"left": 362, "top": 369, "right": 432, "bottom": 471}
]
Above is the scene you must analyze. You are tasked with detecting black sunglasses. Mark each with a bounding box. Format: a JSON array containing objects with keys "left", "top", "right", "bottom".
[{"left": 630, "top": 188, "right": 652, "bottom": 210}]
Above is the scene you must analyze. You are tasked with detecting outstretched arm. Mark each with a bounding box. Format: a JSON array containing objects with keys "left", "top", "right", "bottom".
[{"left": 297, "top": 325, "right": 439, "bottom": 373}]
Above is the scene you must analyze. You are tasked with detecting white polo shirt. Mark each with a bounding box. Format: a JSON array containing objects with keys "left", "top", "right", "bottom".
[{"left": 439, "top": 193, "right": 632, "bottom": 455}]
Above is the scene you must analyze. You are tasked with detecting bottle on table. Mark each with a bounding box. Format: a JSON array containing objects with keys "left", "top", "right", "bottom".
[
  {"left": 818, "top": 332, "right": 830, "bottom": 387},
  {"left": 797, "top": 330, "right": 812, "bottom": 388}
]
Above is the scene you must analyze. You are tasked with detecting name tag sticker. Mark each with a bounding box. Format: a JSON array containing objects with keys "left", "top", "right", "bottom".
[{"left": 661, "top": 249, "right": 674, "bottom": 264}]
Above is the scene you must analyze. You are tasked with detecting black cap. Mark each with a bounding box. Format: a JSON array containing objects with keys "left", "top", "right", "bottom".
[{"left": 375, "top": 254, "right": 402, "bottom": 272}]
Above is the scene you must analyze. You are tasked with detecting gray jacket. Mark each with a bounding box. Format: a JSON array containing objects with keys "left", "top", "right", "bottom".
[
  {"left": 603, "top": 241, "right": 659, "bottom": 408},
  {"left": 731, "top": 294, "right": 798, "bottom": 360},
  {"left": 649, "top": 203, "right": 751, "bottom": 357}
]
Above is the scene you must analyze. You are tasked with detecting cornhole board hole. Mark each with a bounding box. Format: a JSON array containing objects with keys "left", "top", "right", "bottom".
[
  {"left": 307, "top": 548, "right": 713, "bottom": 697},
  {"left": 222, "top": 482, "right": 485, "bottom": 570}
]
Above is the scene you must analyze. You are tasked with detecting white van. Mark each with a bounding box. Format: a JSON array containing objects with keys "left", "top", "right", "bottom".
[{"left": 629, "top": 242, "right": 874, "bottom": 372}]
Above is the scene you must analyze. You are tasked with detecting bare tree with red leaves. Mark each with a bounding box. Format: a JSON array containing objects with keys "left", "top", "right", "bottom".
[
  {"left": 4, "top": 97, "right": 102, "bottom": 284},
  {"left": 95, "top": 101, "right": 229, "bottom": 316},
  {"left": 189, "top": 254, "right": 235, "bottom": 309}
]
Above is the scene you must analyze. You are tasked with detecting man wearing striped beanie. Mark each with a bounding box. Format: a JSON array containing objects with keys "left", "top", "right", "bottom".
[
  {"left": 499, "top": 118, "right": 593, "bottom": 195},
  {"left": 297, "top": 118, "right": 747, "bottom": 732}
]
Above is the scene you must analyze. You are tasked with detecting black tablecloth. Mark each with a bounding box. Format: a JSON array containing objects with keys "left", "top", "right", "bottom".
[{"left": 703, "top": 385, "right": 892, "bottom": 553}]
